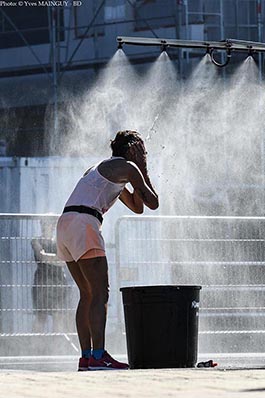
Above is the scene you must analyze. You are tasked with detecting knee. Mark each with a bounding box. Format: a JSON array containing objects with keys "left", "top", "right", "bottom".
[
  {"left": 79, "top": 287, "right": 92, "bottom": 303},
  {"left": 103, "top": 285, "right": 109, "bottom": 305},
  {"left": 91, "top": 285, "right": 109, "bottom": 306}
]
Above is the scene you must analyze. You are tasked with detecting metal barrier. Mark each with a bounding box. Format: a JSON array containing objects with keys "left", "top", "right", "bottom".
[
  {"left": 115, "top": 215, "right": 265, "bottom": 353},
  {"left": 1, "top": 213, "right": 265, "bottom": 357},
  {"left": 0, "top": 213, "right": 121, "bottom": 357},
  {"left": 0, "top": 214, "right": 80, "bottom": 356}
]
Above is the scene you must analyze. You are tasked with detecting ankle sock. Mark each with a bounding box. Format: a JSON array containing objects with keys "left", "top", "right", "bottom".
[
  {"left": 92, "top": 349, "right": 105, "bottom": 359},
  {"left": 82, "top": 349, "right": 92, "bottom": 359}
]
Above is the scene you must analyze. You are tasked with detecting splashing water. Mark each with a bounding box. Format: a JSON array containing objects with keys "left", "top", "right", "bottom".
[
  {"left": 46, "top": 50, "right": 265, "bottom": 216},
  {"left": 45, "top": 50, "right": 265, "bottom": 358}
]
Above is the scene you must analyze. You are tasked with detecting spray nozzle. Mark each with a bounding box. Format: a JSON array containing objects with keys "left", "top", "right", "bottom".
[
  {"left": 248, "top": 46, "right": 254, "bottom": 57},
  {"left": 117, "top": 37, "right": 123, "bottom": 50},
  {"left": 161, "top": 40, "right": 168, "bottom": 53}
]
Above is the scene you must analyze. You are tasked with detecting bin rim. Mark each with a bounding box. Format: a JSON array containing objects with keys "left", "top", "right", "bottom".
[{"left": 120, "top": 285, "right": 202, "bottom": 292}]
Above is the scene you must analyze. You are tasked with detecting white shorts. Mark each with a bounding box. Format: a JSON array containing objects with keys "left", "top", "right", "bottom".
[{"left": 56, "top": 212, "right": 105, "bottom": 262}]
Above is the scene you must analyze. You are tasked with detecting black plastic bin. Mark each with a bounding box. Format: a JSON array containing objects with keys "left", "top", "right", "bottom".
[{"left": 120, "top": 285, "right": 201, "bottom": 369}]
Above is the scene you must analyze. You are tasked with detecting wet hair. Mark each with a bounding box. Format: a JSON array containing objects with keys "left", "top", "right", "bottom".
[{"left": 110, "top": 130, "right": 143, "bottom": 157}]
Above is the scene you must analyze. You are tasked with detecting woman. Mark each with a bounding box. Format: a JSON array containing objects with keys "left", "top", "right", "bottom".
[
  {"left": 32, "top": 219, "right": 68, "bottom": 333},
  {"left": 56, "top": 130, "right": 159, "bottom": 370}
]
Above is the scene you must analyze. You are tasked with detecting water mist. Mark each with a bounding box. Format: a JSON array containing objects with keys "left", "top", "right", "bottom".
[{"left": 45, "top": 49, "right": 265, "bottom": 358}]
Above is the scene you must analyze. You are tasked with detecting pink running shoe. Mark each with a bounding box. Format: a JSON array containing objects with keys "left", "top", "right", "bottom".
[
  {"left": 88, "top": 351, "right": 129, "bottom": 370},
  {"left": 78, "top": 357, "right": 90, "bottom": 371}
]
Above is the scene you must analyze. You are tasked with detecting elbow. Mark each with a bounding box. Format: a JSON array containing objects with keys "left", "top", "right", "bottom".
[
  {"left": 134, "top": 205, "right": 144, "bottom": 214},
  {"left": 135, "top": 209, "right": 144, "bottom": 214},
  {"left": 148, "top": 198, "right": 159, "bottom": 210}
]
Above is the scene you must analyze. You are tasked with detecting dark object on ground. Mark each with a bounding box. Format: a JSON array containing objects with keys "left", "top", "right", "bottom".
[
  {"left": 121, "top": 285, "right": 201, "bottom": 369},
  {"left": 197, "top": 360, "right": 218, "bottom": 368}
]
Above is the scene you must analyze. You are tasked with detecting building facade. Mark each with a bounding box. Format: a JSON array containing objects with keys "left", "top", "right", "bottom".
[{"left": 0, "top": 0, "right": 264, "bottom": 156}]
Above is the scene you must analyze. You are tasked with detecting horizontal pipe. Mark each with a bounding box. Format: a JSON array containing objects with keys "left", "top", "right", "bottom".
[{"left": 117, "top": 36, "right": 265, "bottom": 53}]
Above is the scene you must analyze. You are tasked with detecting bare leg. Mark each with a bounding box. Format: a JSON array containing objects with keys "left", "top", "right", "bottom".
[
  {"left": 66, "top": 261, "right": 92, "bottom": 351},
  {"left": 77, "top": 257, "right": 109, "bottom": 350},
  {"left": 68, "top": 257, "right": 128, "bottom": 370}
]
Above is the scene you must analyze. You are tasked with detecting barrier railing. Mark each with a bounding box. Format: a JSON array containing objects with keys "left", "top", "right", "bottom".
[
  {"left": 0, "top": 214, "right": 81, "bottom": 356},
  {"left": 0, "top": 213, "right": 121, "bottom": 357},
  {"left": 115, "top": 215, "right": 265, "bottom": 353},
  {"left": 1, "top": 213, "right": 265, "bottom": 356}
]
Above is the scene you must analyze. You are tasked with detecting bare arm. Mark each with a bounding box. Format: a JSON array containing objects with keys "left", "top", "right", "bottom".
[
  {"left": 97, "top": 144, "right": 158, "bottom": 213},
  {"left": 31, "top": 239, "right": 43, "bottom": 262},
  {"left": 123, "top": 140, "right": 159, "bottom": 210},
  {"left": 31, "top": 239, "right": 59, "bottom": 264},
  {"left": 123, "top": 162, "right": 159, "bottom": 211},
  {"left": 119, "top": 186, "right": 144, "bottom": 214}
]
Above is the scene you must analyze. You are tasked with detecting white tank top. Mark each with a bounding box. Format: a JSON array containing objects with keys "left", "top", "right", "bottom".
[{"left": 65, "top": 157, "right": 126, "bottom": 214}]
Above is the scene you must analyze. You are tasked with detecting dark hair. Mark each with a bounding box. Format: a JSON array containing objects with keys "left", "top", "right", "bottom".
[{"left": 110, "top": 130, "right": 143, "bottom": 157}]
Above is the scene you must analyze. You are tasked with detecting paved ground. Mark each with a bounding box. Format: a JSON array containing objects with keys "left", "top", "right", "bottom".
[
  {"left": 0, "top": 367, "right": 265, "bottom": 398},
  {"left": 0, "top": 355, "right": 265, "bottom": 398}
]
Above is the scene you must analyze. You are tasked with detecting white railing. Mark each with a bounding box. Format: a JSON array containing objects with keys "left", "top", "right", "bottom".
[
  {"left": 0, "top": 214, "right": 80, "bottom": 355},
  {"left": 0, "top": 213, "right": 121, "bottom": 356},
  {"left": 1, "top": 213, "right": 265, "bottom": 356},
  {"left": 115, "top": 215, "right": 265, "bottom": 353}
]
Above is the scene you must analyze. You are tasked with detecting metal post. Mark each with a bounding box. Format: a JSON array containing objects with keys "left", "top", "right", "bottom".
[
  {"left": 185, "top": 0, "right": 189, "bottom": 64},
  {"left": 175, "top": 0, "right": 183, "bottom": 77},
  {"left": 51, "top": 7, "right": 58, "bottom": 145},
  {"left": 114, "top": 217, "right": 123, "bottom": 338},
  {"left": 220, "top": 0, "right": 225, "bottom": 70},
  {"left": 57, "top": 7, "right": 61, "bottom": 76},
  {"left": 256, "top": 0, "right": 265, "bottom": 215},
  {"left": 93, "top": 0, "right": 99, "bottom": 60},
  {"left": 257, "top": 0, "right": 263, "bottom": 81},
  {"left": 235, "top": 0, "right": 239, "bottom": 38}
]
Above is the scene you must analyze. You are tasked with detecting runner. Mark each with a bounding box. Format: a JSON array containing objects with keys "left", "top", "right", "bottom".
[{"left": 56, "top": 130, "right": 159, "bottom": 370}]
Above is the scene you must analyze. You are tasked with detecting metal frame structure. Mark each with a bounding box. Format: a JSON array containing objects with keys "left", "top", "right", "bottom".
[
  {"left": 117, "top": 36, "right": 265, "bottom": 67},
  {"left": 0, "top": 0, "right": 265, "bottom": 144},
  {"left": 0, "top": 1, "right": 264, "bottom": 75}
]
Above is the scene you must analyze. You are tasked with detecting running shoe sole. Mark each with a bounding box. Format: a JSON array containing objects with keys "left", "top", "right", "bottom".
[{"left": 89, "top": 366, "right": 128, "bottom": 371}]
